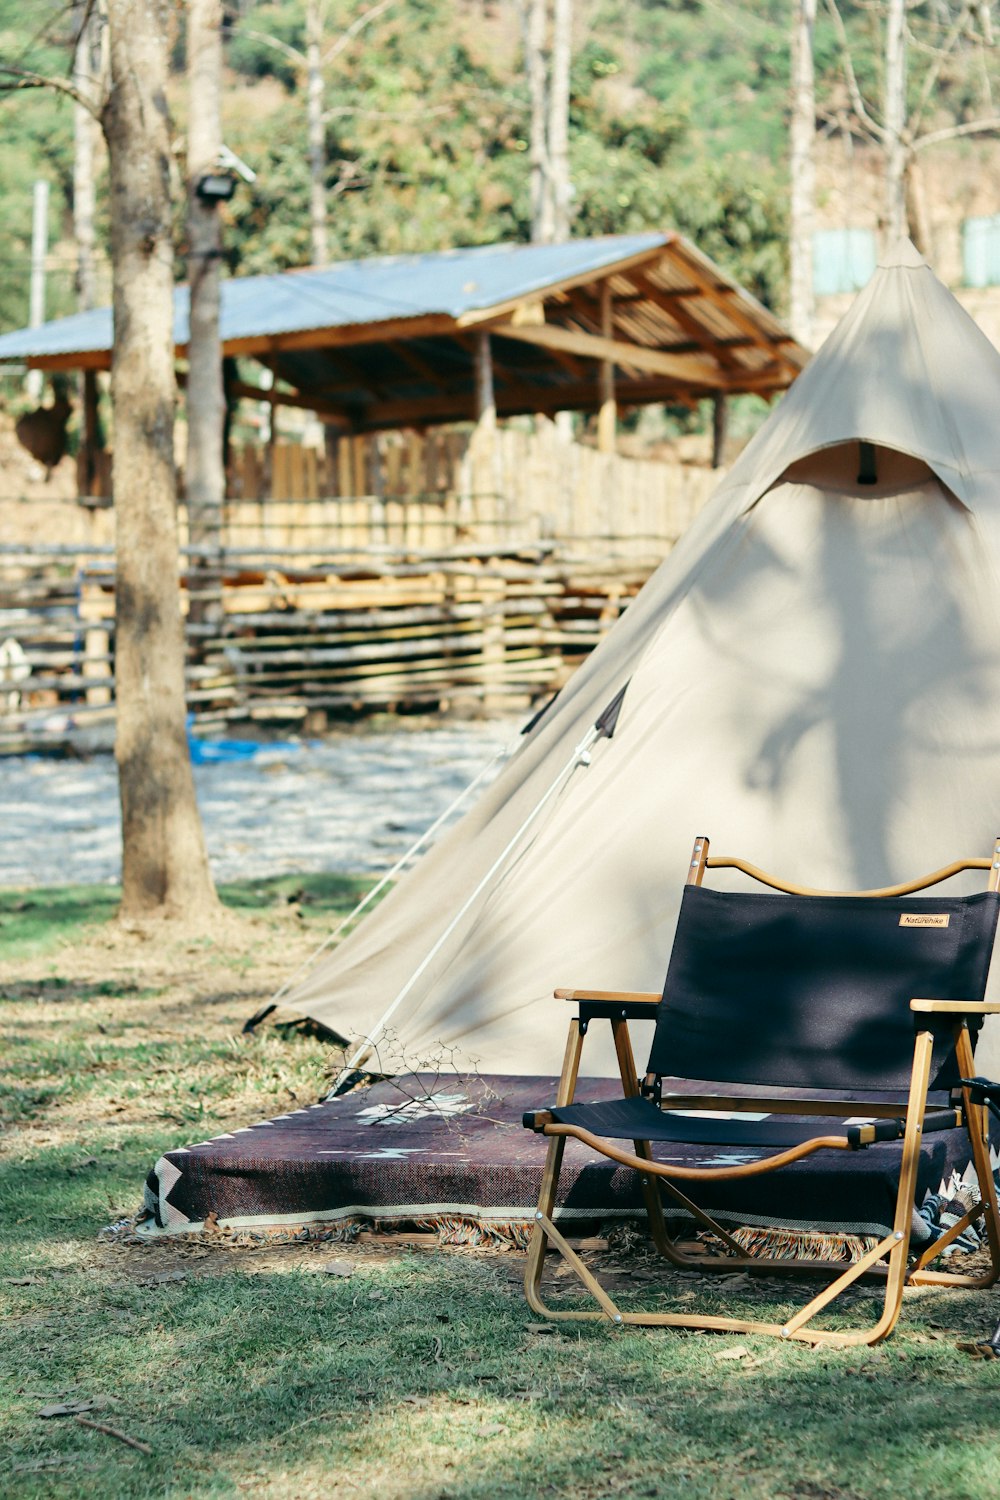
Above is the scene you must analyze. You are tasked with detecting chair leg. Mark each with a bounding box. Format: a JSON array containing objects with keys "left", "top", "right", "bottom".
[
  {"left": 910, "top": 1024, "right": 1000, "bottom": 1289},
  {"left": 524, "top": 1016, "right": 587, "bottom": 1316},
  {"left": 697, "top": 1031, "right": 935, "bottom": 1347},
  {"left": 956, "top": 1025, "right": 1000, "bottom": 1281},
  {"left": 609, "top": 1017, "right": 674, "bottom": 1256},
  {"left": 836, "top": 1027, "right": 934, "bottom": 1345}
]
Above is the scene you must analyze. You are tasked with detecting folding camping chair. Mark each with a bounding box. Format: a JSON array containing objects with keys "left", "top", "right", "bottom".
[{"left": 522, "top": 836, "right": 1000, "bottom": 1346}]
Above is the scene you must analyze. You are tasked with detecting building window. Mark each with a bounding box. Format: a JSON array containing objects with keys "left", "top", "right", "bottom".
[
  {"left": 813, "top": 228, "right": 877, "bottom": 296},
  {"left": 962, "top": 215, "right": 1000, "bottom": 287}
]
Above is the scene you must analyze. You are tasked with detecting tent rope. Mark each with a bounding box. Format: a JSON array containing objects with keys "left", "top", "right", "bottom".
[
  {"left": 263, "top": 731, "right": 524, "bottom": 1016},
  {"left": 329, "top": 722, "right": 603, "bottom": 1094}
]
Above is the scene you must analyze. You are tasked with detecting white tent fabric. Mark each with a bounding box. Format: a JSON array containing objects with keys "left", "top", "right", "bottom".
[{"left": 285, "top": 242, "right": 1000, "bottom": 1077}]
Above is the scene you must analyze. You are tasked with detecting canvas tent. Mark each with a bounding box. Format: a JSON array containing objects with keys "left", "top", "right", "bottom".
[{"left": 282, "top": 240, "right": 1000, "bottom": 1078}]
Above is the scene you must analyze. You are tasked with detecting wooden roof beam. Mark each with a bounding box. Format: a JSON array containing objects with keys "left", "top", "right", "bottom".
[
  {"left": 17, "top": 350, "right": 110, "bottom": 373},
  {"left": 217, "top": 312, "right": 459, "bottom": 358},
  {"left": 386, "top": 340, "right": 453, "bottom": 391},
  {"left": 228, "top": 377, "right": 354, "bottom": 429},
  {"left": 626, "top": 269, "right": 744, "bottom": 373},
  {"left": 490, "top": 321, "right": 725, "bottom": 387},
  {"left": 663, "top": 243, "right": 807, "bottom": 374}
]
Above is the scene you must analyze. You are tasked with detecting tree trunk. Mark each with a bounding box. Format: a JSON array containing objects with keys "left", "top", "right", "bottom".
[
  {"left": 73, "top": 2, "right": 105, "bottom": 496},
  {"left": 72, "top": 0, "right": 101, "bottom": 312},
  {"left": 307, "top": 0, "right": 329, "bottom": 267},
  {"left": 522, "top": 0, "right": 553, "bottom": 242},
  {"left": 548, "top": 0, "right": 572, "bottom": 242},
  {"left": 186, "top": 0, "right": 225, "bottom": 597},
  {"left": 103, "top": 0, "right": 219, "bottom": 924},
  {"left": 883, "top": 0, "right": 908, "bottom": 244},
  {"left": 789, "top": 0, "right": 816, "bottom": 348}
]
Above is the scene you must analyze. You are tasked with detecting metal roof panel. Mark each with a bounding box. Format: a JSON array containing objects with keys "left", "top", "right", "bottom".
[{"left": 0, "top": 233, "right": 668, "bottom": 361}]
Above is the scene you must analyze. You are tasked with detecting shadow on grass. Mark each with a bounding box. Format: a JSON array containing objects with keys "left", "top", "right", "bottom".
[
  {"left": 5, "top": 1245, "right": 1000, "bottom": 1500},
  {"left": 0, "top": 979, "right": 161, "bottom": 1004},
  {"left": 0, "top": 873, "right": 375, "bottom": 961}
]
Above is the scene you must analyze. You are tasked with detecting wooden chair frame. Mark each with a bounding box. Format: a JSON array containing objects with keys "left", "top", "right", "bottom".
[{"left": 523, "top": 837, "right": 1000, "bottom": 1347}]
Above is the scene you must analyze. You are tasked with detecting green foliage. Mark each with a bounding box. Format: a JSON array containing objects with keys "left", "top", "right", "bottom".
[
  {"left": 227, "top": 0, "right": 532, "bottom": 266},
  {"left": 227, "top": 1, "right": 305, "bottom": 90},
  {"left": 13, "top": 0, "right": 999, "bottom": 345},
  {"left": 0, "top": 0, "right": 77, "bottom": 332}
]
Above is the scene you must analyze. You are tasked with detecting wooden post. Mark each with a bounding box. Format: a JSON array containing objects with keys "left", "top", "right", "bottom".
[
  {"left": 84, "top": 626, "right": 112, "bottom": 706},
  {"left": 76, "top": 369, "right": 102, "bottom": 497},
  {"left": 597, "top": 281, "right": 616, "bottom": 454},
  {"left": 712, "top": 393, "right": 728, "bottom": 469},
  {"left": 475, "top": 330, "right": 497, "bottom": 433},
  {"left": 473, "top": 329, "right": 500, "bottom": 522},
  {"left": 480, "top": 570, "right": 507, "bottom": 714}
]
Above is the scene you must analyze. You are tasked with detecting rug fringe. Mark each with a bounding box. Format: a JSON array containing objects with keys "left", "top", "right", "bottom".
[
  {"left": 411, "top": 1215, "right": 535, "bottom": 1250},
  {"left": 728, "top": 1224, "right": 880, "bottom": 1261}
]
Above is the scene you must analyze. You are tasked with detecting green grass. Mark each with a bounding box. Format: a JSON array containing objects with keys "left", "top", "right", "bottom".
[
  {"left": 3, "top": 881, "right": 1000, "bottom": 1498},
  {"left": 0, "top": 873, "right": 369, "bottom": 960}
]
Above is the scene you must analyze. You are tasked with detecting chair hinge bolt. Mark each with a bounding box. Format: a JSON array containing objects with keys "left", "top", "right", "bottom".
[
  {"left": 780, "top": 1327, "right": 790, "bottom": 1338},
  {"left": 613, "top": 1315, "right": 623, "bottom": 1324},
  {"left": 535, "top": 1211, "right": 543, "bottom": 1221},
  {"left": 894, "top": 1231, "right": 904, "bottom": 1241}
]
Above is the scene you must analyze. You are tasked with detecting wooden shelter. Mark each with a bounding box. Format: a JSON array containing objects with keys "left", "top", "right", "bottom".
[{"left": 0, "top": 232, "right": 806, "bottom": 463}]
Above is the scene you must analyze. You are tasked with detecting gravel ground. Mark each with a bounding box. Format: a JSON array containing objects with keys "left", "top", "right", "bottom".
[{"left": 0, "top": 717, "right": 521, "bottom": 888}]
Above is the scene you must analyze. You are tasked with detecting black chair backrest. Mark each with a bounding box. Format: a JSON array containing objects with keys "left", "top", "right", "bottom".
[{"left": 649, "top": 886, "right": 1000, "bottom": 1092}]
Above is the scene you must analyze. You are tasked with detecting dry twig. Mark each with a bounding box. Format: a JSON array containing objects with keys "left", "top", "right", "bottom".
[{"left": 74, "top": 1415, "right": 152, "bottom": 1455}]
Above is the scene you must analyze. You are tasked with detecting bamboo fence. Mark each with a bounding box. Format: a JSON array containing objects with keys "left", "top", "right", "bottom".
[{"left": 0, "top": 427, "right": 722, "bottom": 737}]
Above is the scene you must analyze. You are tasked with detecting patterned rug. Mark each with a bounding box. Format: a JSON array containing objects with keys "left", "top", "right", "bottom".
[{"left": 141, "top": 1073, "right": 997, "bottom": 1251}]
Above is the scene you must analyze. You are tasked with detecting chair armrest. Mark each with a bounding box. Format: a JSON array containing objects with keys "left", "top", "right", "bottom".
[
  {"left": 555, "top": 988, "right": 660, "bottom": 1003},
  {"left": 910, "top": 999, "right": 1000, "bottom": 1014},
  {"left": 554, "top": 988, "right": 661, "bottom": 1021}
]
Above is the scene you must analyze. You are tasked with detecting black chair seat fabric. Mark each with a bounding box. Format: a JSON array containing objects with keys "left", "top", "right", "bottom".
[
  {"left": 650, "top": 886, "right": 1000, "bottom": 1092},
  {"left": 547, "top": 1095, "right": 852, "bottom": 1147}
]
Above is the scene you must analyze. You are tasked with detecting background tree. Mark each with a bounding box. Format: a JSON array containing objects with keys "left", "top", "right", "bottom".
[
  {"left": 186, "top": 0, "right": 226, "bottom": 608},
  {"left": 233, "top": 0, "right": 397, "bottom": 267},
  {"left": 0, "top": 0, "right": 219, "bottom": 922},
  {"left": 825, "top": 0, "right": 1000, "bottom": 246},
  {"left": 789, "top": 0, "right": 817, "bottom": 348},
  {"left": 519, "top": 0, "right": 573, "bottom": 242},
  {"left": 103, "top": 0, "right": 219, "bottom": 923}
]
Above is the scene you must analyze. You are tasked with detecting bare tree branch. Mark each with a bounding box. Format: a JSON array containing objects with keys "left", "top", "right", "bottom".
[
  {"left": 0, "top": 65, "right": 101, "bottom": 117},
  {"left": 236, "top": 0, "right": 396, "bottom": 74},
  {"left": 321, "top": 0, "right": 397, "bottom": 67},
  {"left": 907, "top": 0, "right": 975, "bottom": 142},
  {"left": 322, "top": 102, "right": 454, "bottom": 124},
  {"left": 234, "top": 26, "right": 304, "bottom": 67},
  {"left": 914, "top": 111, "right": 1000, "bottom": 148},
  {"left": 822, "top": 0, "right": 890, "bottom": 143}
]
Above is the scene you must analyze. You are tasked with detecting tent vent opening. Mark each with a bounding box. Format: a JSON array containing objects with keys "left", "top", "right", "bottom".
[{"left": 857, "top": 441, "right": 878, "bottom": 485}]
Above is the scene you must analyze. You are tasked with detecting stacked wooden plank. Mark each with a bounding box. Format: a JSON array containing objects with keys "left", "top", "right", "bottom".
[
  {"left": 0, "top": 540, "right": 652, "bottom": 737},
  {"left": 0, "top": 431, "right": 721, "bottom": 740}
]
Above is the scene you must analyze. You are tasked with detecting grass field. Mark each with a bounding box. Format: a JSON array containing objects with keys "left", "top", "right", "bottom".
[{"left": 3, "top": 883, "right": 1000, "bottom": 1499}]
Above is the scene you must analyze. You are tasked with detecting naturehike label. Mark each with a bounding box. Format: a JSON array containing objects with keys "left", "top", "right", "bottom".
[{"left": 898, "top": 913, "right": 950, "bottom": 929}]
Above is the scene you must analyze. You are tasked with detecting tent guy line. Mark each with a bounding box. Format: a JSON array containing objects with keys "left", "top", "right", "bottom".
[
  {"left": 330, "top": 710, "right": 619, "bottom": 1091},
  {"left": 250, "top": 725, "right": 525, "bottom": 1032}
]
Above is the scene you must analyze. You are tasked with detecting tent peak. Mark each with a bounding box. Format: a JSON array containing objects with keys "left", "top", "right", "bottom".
[{"left": 878, "top": 237, "right": 927, "bottom": 270}]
